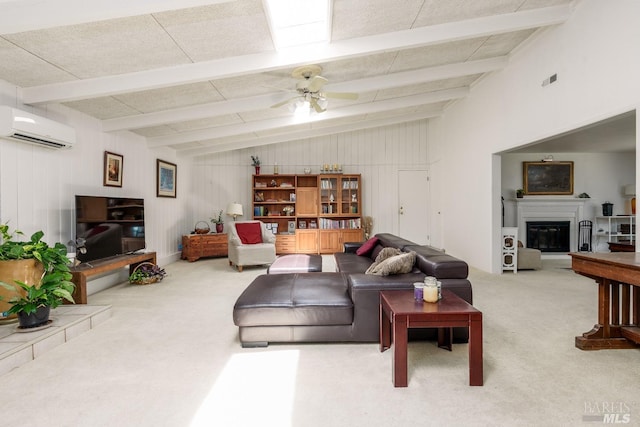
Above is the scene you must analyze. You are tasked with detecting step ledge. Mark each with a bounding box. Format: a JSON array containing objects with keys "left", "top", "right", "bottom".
[{"left": 0, "top": 305, "right": 112, "bottom": 376}]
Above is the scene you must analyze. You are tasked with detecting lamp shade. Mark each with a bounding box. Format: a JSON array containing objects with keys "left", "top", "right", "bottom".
[
  {"left": 226, "top": 202, "right": 243, "bottom": 219},
  {"left": 624, "top": 184, "right": 636, "bottom": 196}
]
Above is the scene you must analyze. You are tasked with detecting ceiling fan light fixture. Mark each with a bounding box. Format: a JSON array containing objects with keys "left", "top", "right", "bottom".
[
  {"left": 316, "top": 97, "right": 328, "bottom": 111},
  {"left": 293, "top": 100, "right": 311, "bottom": 117}
]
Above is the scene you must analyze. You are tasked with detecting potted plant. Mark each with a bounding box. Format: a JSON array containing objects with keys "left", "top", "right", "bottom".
[
  {"left": 251, "top": 155, "right": 261, "bottom": 175},
  {"left": 211, "top": 210, "right": 224, "bottom": 233},
  {"left": 128, "top": 262, "right": 166, "bottom": 285},
  {"left": 516, "top": 189, "right": 525, "bottom": 198},
  {"left": 0, "top": 223, "right": 75, "bottom": 328}
]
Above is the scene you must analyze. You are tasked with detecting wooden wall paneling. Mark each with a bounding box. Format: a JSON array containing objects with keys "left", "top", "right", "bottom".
[{"left": 192, "top": 119, "right": 430, "bottom": 243}]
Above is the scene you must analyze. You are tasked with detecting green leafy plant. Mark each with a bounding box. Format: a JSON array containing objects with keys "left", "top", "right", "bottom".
[
  {"left": 0, "top": 223, "right": 75, "bottom": 314},
  {"left": 211, "top": 210, "right": 224, "bottom": 225},
  {"left": 128, "top": 263, "right": 166, "bottom": 284},
  {"left": 251, "top": 155, "right": 261, "bottom": 166}
]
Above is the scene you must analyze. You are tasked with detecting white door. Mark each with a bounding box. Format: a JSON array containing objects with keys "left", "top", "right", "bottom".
[
  {"left": 398, "top": 170, "right": 430, "bottom": 245},
  {"left": 428, "top": 160, "right": 443, "bottom": 249}
]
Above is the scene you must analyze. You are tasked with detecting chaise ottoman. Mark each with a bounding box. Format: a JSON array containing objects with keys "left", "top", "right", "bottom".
[
  {"left": 232, "top": 272, "right": 353, "bottom": 347},
  {"left": 267, "top": 253, "right": 322, "bottom": 274}
]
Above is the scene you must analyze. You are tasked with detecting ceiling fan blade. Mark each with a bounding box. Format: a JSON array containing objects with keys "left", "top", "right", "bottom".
[
  {"left": 307, "top": 75, "right": 328, "bottom": 92},
  {"left": 270, "top": 97, "right": 298, "bottom": 109},
  {"left": 324, "top": 91, "right": 359, "bottom": 100},
  {"left": 310, "top": 98, "right": 325, "bottom": 113}
]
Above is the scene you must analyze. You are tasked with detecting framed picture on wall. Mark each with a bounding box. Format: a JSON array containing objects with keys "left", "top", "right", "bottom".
[
  {"left": 157, "top": 159, "right": 177, "bottom": 198},
  {"left": 103, "top": 151, "right": 123, "bottom": 187},
  {"left": 523, "top": 161, "right": 574, "bottom": 195}
]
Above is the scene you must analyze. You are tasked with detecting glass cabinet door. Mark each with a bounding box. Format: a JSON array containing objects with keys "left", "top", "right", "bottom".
[
  {"left": 340, "top": 176, "right": 359, "bottom": 215},
  {"left": 320, "top": 176, "right": 338, "bottom": 215}
]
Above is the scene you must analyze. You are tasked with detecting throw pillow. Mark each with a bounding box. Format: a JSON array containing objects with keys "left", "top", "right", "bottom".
[
  {"left": 235, "top": 222, "right": 263, "bottom": 244},
  {"left": 365, "top": 247, "right": 403, "bottom": 274},
  {"left": 366, "top": 251, "right": 416, "bottom": 276},
  {"left": 356, "top": 237, "right": 379, "bottom": 256},
  {"left": 376, "top": 247, "right": 402, "bottom": 261}
]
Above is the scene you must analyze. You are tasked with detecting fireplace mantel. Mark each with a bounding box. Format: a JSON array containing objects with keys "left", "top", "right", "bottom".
[
  {"left": 516, "top": 197, "right": 588, "bottom": 253},
  {"left": 515, "top": 197, "right": 587, "bottom": 203}
]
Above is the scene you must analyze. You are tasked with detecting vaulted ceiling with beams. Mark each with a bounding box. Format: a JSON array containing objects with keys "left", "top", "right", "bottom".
[{"left": 0, "top": 0, "right": 574, "bottom": 157}]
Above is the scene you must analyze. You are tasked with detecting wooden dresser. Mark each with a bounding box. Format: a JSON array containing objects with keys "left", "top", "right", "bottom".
[{"left": 181, "top": 233, "right": 228, "bottom": 262}]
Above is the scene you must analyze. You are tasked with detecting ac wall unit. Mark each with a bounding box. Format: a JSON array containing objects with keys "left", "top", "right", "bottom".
[{"left": 0, "top": 106, "right": 76, "bottom": 149}]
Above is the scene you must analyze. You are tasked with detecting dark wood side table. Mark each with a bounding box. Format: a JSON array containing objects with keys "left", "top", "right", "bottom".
[
  {"left": 379, "top": 289, "right": 483, "bottom": 387},
  {"left": 181, "top": 233, "right": 228, "bottom": 262}
]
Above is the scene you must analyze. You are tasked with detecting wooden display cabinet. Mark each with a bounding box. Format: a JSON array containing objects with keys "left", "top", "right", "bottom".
[
  {"left": 252, "top": 173, "right": 362, "bottom": 254},
  {"left": 318, "top": 174, "right": 363, "bottom": 253}
]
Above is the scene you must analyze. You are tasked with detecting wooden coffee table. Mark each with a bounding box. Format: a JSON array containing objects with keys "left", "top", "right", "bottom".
[{"left": 379, "top": 289, "right": 483, "bottom": 387}]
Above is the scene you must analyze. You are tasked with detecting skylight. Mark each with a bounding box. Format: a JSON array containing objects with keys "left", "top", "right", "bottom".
[{"left": 264, "top": 0, "right": 331, "bottom": 50}]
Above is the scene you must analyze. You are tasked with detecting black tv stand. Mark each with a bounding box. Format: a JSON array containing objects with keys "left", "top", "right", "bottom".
[{"left": 69, "top": 252, "right": 157, "bottom": 304}]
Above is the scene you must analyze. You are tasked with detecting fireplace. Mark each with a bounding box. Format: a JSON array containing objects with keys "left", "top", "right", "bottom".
[
  {"left": 516, "top": 197, "right": 587, "bottom": 254},
  {"left": 526, "top": 221, "right": 570, "bottom": 252}
]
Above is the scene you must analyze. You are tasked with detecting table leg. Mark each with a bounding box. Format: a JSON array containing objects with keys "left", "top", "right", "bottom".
[
  {"left": 469, "top": 313, "right": 483, "bottom": 386},
  {"left": 70, "top": 272, "right": 87, "bottom": 304},
  {"left": 380, "top": 303, "right": 391, "bottom": 352},
  {"left": 437, "top": 327, "right": 453, "bottom": 351},
  {"left": 393, "top": 314, "right": 408, "bottom": 387},
  {"left": 599, "top": 279, "right": 611, "bottom": 338}
]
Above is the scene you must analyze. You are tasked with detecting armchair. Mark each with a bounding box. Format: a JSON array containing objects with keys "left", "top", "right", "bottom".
[{"left": 228, "top": 221, "right": 276, "bottom": 272}]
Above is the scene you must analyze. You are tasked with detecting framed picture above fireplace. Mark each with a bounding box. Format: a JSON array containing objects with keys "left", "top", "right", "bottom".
[{"left": 523, "top": 161, "right": 574, "bottom": 195}]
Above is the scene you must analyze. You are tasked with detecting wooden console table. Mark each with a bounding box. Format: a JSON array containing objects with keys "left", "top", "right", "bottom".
[
  {"left": 70, "top": 252, "right": 157, "bottom": 304},
  {"left": 570, "top": 252, "right": 640, "bottom": 350},
  {"left": 181, "top": 233, "right": 228, "bottom": 262}
]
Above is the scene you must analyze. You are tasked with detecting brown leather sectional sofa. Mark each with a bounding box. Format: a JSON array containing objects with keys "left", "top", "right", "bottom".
[{"left": 233, "top": 233, "right": 472, "bottom": 347}]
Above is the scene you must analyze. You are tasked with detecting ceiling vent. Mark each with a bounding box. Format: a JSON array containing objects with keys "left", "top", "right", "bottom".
[{"left": 0, "top": 106, "right": 76, "bottom": 149}]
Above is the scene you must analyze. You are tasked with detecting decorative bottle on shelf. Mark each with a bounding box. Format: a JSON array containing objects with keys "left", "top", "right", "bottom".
[{"left": 274, "top": 162, "right": 279, "bottom": 175}]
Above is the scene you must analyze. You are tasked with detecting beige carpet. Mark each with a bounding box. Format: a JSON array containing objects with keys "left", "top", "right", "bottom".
[{"left": 0, "top": 256, "right": 637, "bottom": 427}]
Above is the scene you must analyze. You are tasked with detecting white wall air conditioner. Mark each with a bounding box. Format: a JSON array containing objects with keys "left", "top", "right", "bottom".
[{"left": 0, "top": 106, "right": 76, "bottom": 149}]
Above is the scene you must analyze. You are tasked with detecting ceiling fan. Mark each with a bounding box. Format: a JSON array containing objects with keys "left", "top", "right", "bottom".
[{"left": 270, "top": 65, "right": 358, "bottom": 113}]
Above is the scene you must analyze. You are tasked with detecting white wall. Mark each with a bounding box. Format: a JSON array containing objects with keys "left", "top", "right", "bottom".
[
  {"left": 0, "top": 80, "right": 191, "bottom": 282},
  {"left": 189, "top": 120, "right": 434, "bottom": 243},
  {"left": 434, "top": 0, "right": 640, "bottom": 272}
]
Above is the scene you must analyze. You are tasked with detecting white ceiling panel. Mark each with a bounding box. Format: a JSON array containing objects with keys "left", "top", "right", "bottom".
[
  {"left": 154, "top": 0, "right": 274, "bottom": 61},
  {"left": 0, "top": 0, "right": 577, "bottom": 156}
]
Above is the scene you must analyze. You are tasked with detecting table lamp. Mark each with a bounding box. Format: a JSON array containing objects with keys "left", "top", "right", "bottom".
[
  {"left": 226, "top": 202, "right": 243, "bottom": 221},
  {"left": 624, "top": 184, "right": 636, "bottom": 215}
]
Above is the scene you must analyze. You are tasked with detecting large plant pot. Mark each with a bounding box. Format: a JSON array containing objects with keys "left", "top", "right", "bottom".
[
  {"left": 0, "top": 259, "right": 44, "bottom": 324},
  {"left": 17, "top": 306, "right": 50, "bottom": 329}
]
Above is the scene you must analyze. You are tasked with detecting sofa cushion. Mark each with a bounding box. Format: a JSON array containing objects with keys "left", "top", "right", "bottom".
[
  {"left": 366, "top": 251, "right": 416, "bottom": 276},
  {"left": 235, "top": 222, "right": 262, "bottom": 244},
  {"left": 405, "top": 245, "right": 469, "bottom": 279},
  {"left": 356, "top": 237, "right": 378, "bottom": 256},
  {"left": 334, "top": 252, "right": 374, "bottom": 274},
  {"left": 375, "top": 233, "right": 416, "bottom": 251}
]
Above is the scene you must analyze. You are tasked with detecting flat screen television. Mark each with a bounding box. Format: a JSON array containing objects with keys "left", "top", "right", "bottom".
[{"left": 75, "top": 195, "right": 145, "bottom": 263}]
